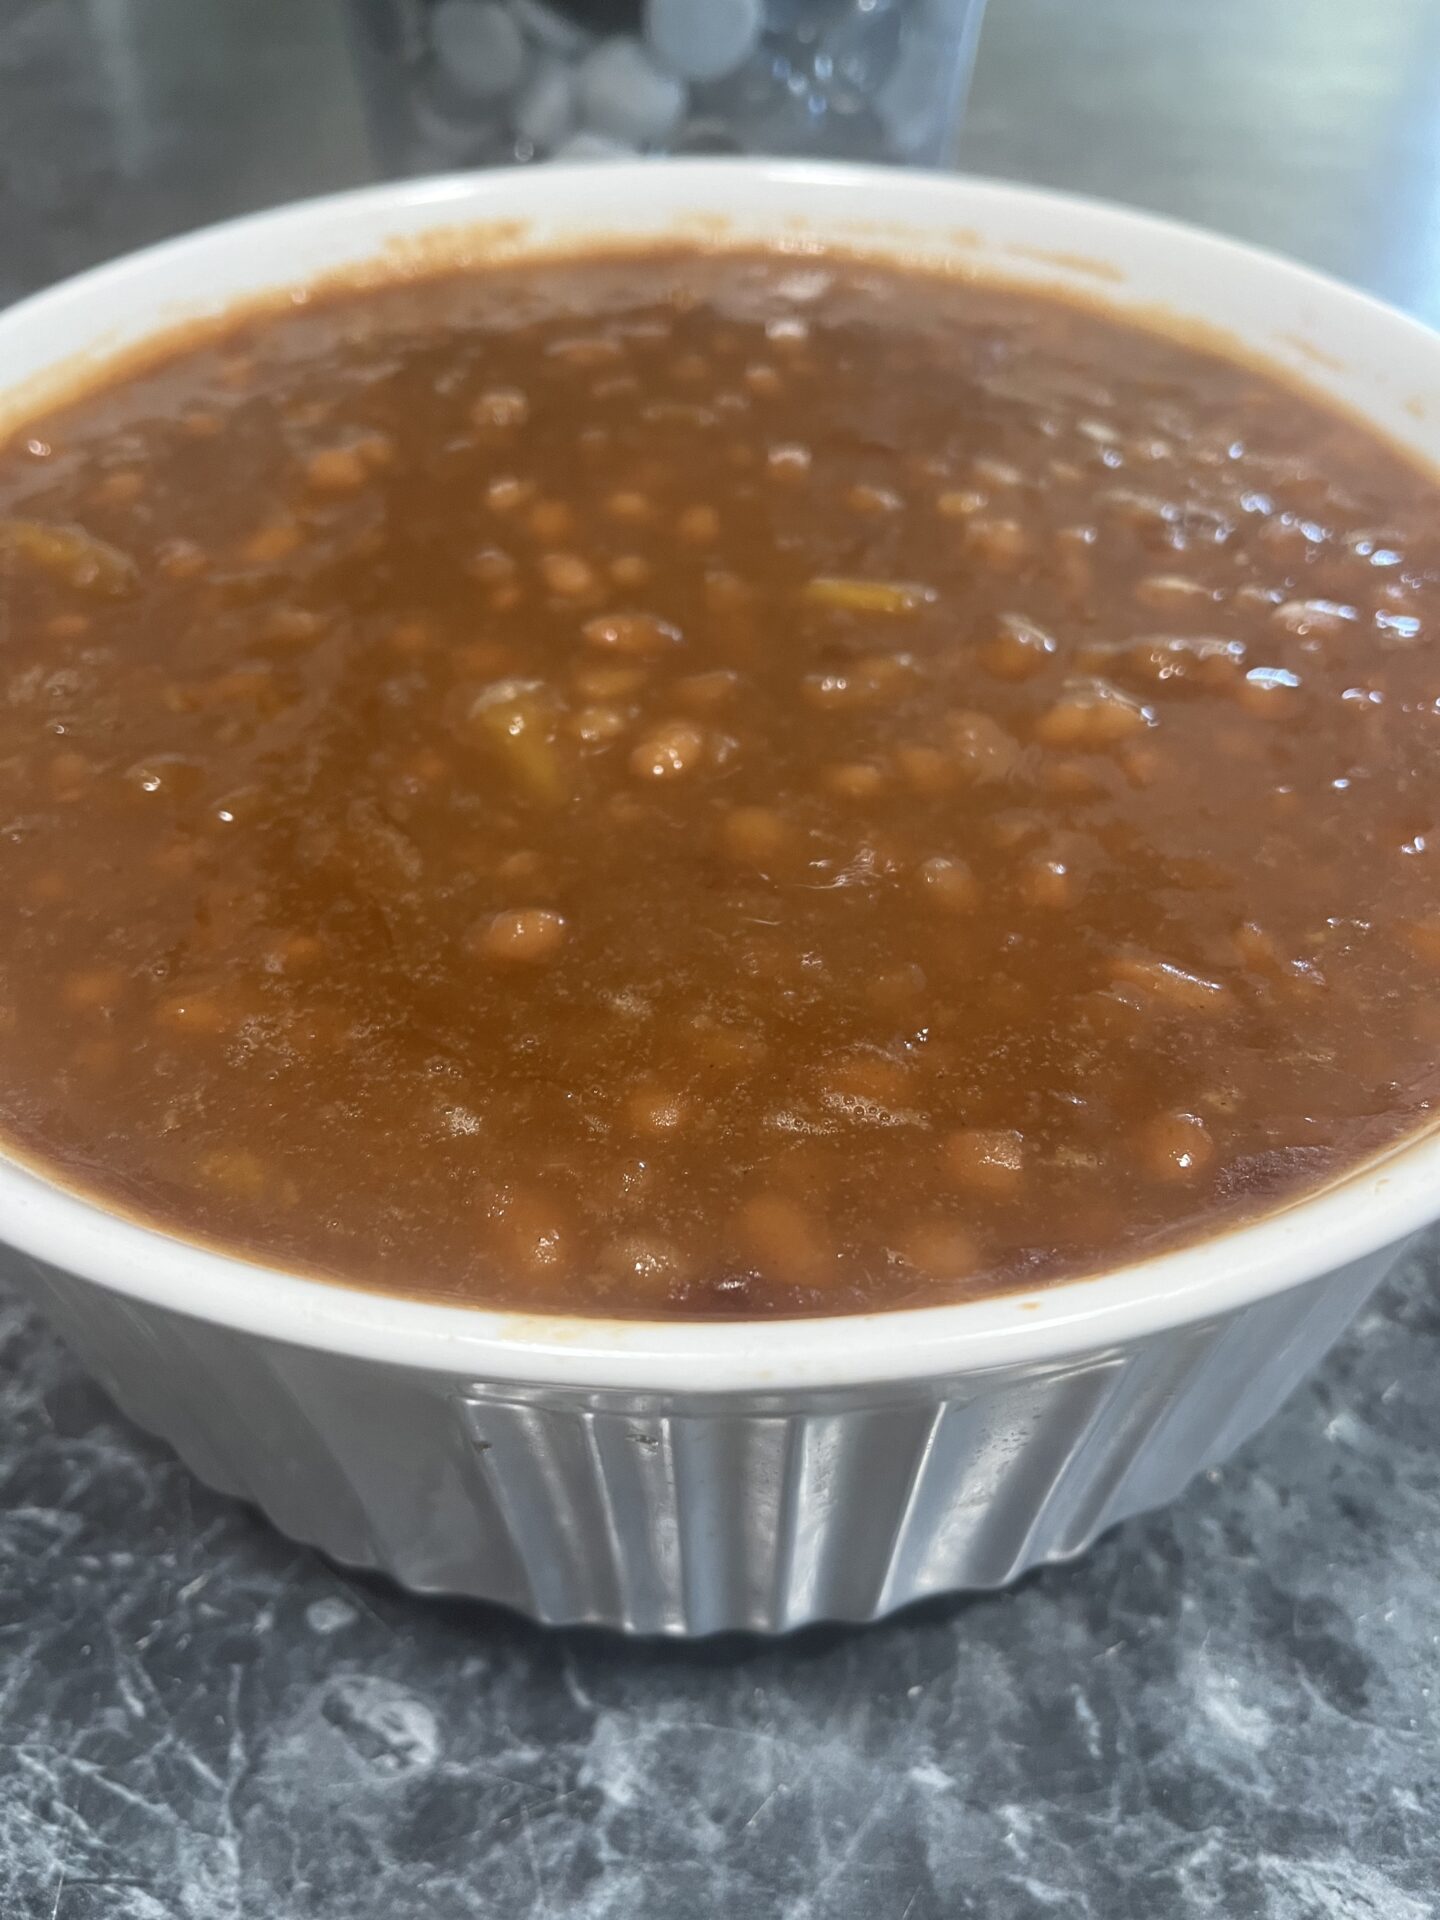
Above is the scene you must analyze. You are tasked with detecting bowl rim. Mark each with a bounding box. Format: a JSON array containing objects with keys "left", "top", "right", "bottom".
[{"left": 2, "top": 155, "right": 1438, "bottom": 1393}]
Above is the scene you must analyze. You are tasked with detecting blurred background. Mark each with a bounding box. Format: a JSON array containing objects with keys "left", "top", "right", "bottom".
[{"left": 4, "top": 0, "right": 1440, "bottom": 323}]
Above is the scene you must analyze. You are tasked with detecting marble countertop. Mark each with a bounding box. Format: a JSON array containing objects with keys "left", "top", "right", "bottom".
[{"left": 3, "top": 2, "right": 1440, "bottom": 1913}]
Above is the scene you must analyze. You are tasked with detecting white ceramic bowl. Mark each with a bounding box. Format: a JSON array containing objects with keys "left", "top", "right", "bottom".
[{"left": 5, "top": 161, "right": 1440, "bottom": 1633}]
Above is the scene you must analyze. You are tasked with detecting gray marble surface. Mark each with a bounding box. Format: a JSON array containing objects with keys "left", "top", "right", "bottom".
[{"left": 3, "top": 2, "right": 1440, "bottom": 1914}]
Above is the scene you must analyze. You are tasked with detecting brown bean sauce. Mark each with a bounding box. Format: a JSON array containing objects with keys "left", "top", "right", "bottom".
[{"left": 1, "top": 248, "right": 1439, "bottom": 1317}]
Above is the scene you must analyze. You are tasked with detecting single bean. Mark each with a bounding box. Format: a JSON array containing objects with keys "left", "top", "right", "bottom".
[
  {"left": 673, "top": 669, "right": 740, "bottom": 712},
  {"left": 630, "top": 719, "right": 707, "bottom": 780},
  {"left": 623, "top": 1081, "right": 689, "bottom": 1135},
  {"left": 823, "top": 761, "right": 887, "bottom": 800},
  {"left": 61, "top": 967, "right": 125, "bottom": 1012},
  {"left": 902, "top": 1222, "right": 980, "bottom": 1279},
  {"left": 486, "top": 475, "right": 534, "bottom": 512},
  {"left": 541, "top": 551, "right": 599, "bottom": 598},
  {"left": 819, "top": 1052, "right": 914, "bottom": 1116},
  {"left": 600, "top": 1232, "right": 691, "bottom": 1300},
  {"left": 983, "top": 613, "right": 1057, "bottom": 681},
  {"left": 239, "top": 522, "right": 302, "bottom": 566},
  {"left": 46, "top": 612, "right": 90, "bottom": 640},
  {"left": 605, "top": 490, "right": 655, "bottom": 523},
  {"left": 845, "top": 483, "right": 903, "bottom": 515},
  {"left": 937, "top": 488, "right": 988, "bottom": 518},
  {"left": 568, "top": 703, "right": 631, "bottom": 744},
  {"left": 471, "top": 387, "right": 529, "bottom": 428},
  {"left": 1035, "top": 681, "right": 1153, "bottom": 747},
  {"left": 527, "top": 499, "right": 574, "bottom": 541},
  {"left": 964, "top": 516, "right": 1031, "bottom": 571},
  {"left": 488, "top": 1185, "right": 572, "bottom": 1278},
  {"left": 1110, "top": 953, "right": 1231, "bottom": 1010},
  {"left": 719, "top": 805, "right": 794, "bottom": 865},
  {"left": 156, "top": 538, "right": 207, "bottom": 580},
  {"left": 1020, "top": 855, "right": 1078, "bottom": 908},
  {"left": 916, "top": 853, "right": 980, "bottom": 913},
  {"left": 1133, "top": 572, "right": 1213, "bottom": 612},
  {"left": 767, "top": 443, "right": 812, "bottom": 480},
  {"left": 948, "top": 710, "right": 1021, "bottom": 779},
  {"left": 582, "top": 611, "right": 682, "bottom": 655},
  {"left": 895, "top": 745, "right": 955, "bottom": 796},
  {"left": 676, "top": 504, "right": 720, "bottom": 546},
  {"left": 305, "top": 445, "right": 370, "bottom": 493},
  {"left": 737, "top": 1193, "right": 831, "bottom": 1287},
  {"left": 1135, "top": 1109, "right": 1216, "bottom": 1182},
  {"left": 1236, "top": 665, "right": 1303, "bottom": 717},
  {"left": 467, "top": 547, "right": 516, "bottom": 586},
  {"left": 474, "top": 908, "right": 568, "bottom": 965},
  {"left": 574, "top": 662, "right": 647, "bottom": 699},
  {"left": 943, "top": 1127, "right": 1025, "bottom": 1195}
]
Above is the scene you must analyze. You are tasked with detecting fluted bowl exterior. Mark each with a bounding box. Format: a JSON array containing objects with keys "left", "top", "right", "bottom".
[{"left": 13, "top": 1245, "right": 1399, "bottom": 1632}]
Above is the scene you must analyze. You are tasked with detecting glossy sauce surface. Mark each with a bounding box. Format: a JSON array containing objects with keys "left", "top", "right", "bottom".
[{"left": 2, "top": 250, "right": 1439, "bottom": 1316}]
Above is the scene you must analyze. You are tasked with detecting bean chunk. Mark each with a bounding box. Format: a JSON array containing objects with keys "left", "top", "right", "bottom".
[{"left": 474, "top": 909, "right": 568, "bottom": 965}]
